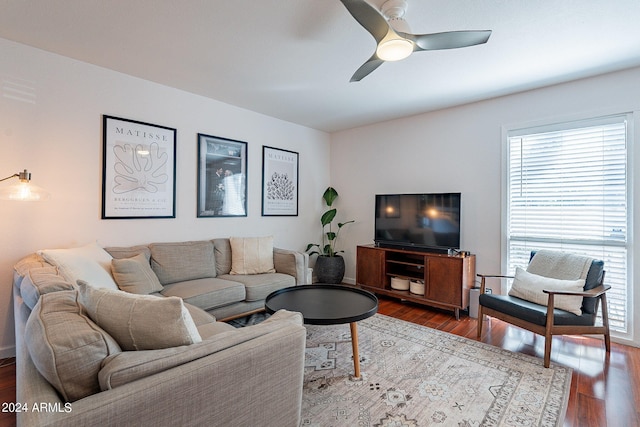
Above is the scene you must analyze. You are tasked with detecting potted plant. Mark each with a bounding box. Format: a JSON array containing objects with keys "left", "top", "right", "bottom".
[{"left": 306, "top": 187, "right": 354, "bottom": 284}]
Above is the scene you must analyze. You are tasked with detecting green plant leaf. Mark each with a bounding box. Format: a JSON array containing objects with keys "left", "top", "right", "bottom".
[
  {"left": 326, "top": 231, "right": 336, "bottom": 241},
  {"left": 338, "top": 220, "right": 355, "bottom": 228},
  {"left": 305, "top": 243, "right": 318, "bottom": 251},
  {"left": 323, "top": 187, "right": 338, "bottom": 207},
  {"left": 320, "top": 209, "right": 336, "bottom": 226}
]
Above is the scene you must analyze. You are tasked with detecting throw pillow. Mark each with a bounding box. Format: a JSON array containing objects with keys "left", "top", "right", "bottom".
[
  {"left": 38, "top": 242, "right": 118, "bottom": 290},
  {"left": 508, "top": 267, "right": 585, "bottom": 315},
  {"left": 230, "top": 236, "right": 276, "bottom": 275},
  {"left": 77, "top": 280, "right": 202, "bottom": 350},
  {"left": 111, "top": 253, "right": 163, "bottom": 295},
  {"left": 25, "top": 290, "right": 121, "bottom": 402}
]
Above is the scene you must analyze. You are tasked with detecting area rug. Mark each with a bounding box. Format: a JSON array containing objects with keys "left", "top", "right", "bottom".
[{"left": 301, "top": 314, "right": 571, "bottom": 427}]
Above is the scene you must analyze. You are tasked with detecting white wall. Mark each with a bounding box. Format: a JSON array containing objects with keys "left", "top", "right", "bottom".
[
  {"left": 0, "top": 38, "right": 331, "bottom": 357},
  {"left": 331, "top": 66, "right": 640, "bottom": 345}
]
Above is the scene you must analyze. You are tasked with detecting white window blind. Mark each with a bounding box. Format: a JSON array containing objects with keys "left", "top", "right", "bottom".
[{"left": 506, "top": 115, "right": 629, "bottom": 332}]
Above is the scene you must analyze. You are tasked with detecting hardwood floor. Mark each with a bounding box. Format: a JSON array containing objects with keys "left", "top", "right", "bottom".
[
  {"left": 0, "top": 358, "right": 16, "bottom": 427},
  {"left": 1, "top": 296, "right": 638, "bottom": 426}
]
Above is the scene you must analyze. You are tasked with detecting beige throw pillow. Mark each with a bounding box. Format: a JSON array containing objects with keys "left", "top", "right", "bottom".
[
  {"left": 230, "top": 236, "right": 276, "bottom": 275},
  {"left": 111, "top": 253, "right": 163, "bottom": 295},
  {"left": 508, "top": 267, "right": 584, "bottom": 315},
  {"left": 77, "top": 281, "right": 202, "bottom": 350},
  {"left": 38, "top": 242, "right": 119, "bottom": 290},
  {"left": 25, "top": 290, "right": 121, "bottom": 402}
]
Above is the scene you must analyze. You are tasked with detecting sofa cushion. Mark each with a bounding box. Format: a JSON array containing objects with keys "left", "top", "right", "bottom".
[
  {"left": 229, "top": 236, "right": 276, "bottom": 275},
  {"left": 38, "top": 242, "right": 118, "bottom": 290},
  {"left": 20, "top": 266, "right": 75, "bottom": 309},
  {"left": 78, "top": 281, "right": 202, "bottom": 350},
  {"left": 160, "top": 277, "right": 245, "bottom": 311},
  {"left": 218, "top": 273, "right": 294, "bottom": 302},
  {"left": 508, "top": 267, "right": 584, "bottom": 315},
  {"left": 149, "top": 240, "right": 216, "bottom": 285},
  {"left": 111, "top": 253, "right": 163, "bottom": 295},
  {"left": 25, "top": 290, "right": 121, "bottom": 402}
]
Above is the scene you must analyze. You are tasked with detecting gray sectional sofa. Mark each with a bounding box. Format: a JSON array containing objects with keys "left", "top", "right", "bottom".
[{"left": 12, "top": 238, "right": 309, "bottom": 426}]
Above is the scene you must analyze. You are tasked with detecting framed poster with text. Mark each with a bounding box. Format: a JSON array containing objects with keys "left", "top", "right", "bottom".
[
  {"left": 102, "top": 115, "right": 176, "bottom": 219},
  {"left": 261, "top": 146, "right": 299, "bottom": 216}
]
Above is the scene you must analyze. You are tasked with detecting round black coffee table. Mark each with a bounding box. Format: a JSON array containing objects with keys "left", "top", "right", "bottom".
[{"left": 265, "top": 284, "right": 378, "bottom": 378}]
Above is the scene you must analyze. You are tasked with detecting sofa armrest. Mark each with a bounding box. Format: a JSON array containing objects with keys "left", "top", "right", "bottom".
[
  {"left": 99, "top": 310, "right": 303, "bottom": 389},
  {"left": 17, "top": 309, "right": 306, "bottom": 427},
  {"left": 274, "top": 248, "right": 309, "bottom": 285}
]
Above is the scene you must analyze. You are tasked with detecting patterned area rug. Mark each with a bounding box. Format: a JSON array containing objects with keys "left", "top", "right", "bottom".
[{"left": 302, "top": 314, "right": 571, "bottom": 427}]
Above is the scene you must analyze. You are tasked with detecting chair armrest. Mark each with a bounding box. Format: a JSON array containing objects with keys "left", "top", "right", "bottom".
[
  {"left": 543, "top": 284, "right": 611, "bottom": 298},
  {"left": 477, "top": 274, "right": 514, "bottom": 279}
]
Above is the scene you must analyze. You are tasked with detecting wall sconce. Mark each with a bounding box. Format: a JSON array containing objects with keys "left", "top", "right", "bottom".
[{"left": 0, "top": 169, "right": 51, "bottom": 201}]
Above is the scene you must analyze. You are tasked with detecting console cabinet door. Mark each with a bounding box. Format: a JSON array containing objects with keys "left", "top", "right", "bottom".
[
  {"left": 425, "top": 257, "right": 462, "bottom": 306},
  {"left": 356, "top": 246, "right": 385, "bottom": 289}
]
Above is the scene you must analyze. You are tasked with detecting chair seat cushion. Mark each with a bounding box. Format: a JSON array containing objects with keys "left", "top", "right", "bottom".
[{"left": 479, "top": 293, "right": 595, "bottom": 327}]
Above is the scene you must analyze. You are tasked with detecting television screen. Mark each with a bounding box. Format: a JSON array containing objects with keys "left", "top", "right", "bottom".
[{"left": 375, "top": 193, "right": 461, "bottom": 252}]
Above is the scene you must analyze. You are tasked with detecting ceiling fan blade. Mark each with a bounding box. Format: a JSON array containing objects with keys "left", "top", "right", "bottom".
[
  {"left": 407, "top": 30, "right": 492, "bottom": 51},
  {"left": 339, "top": 0, "right": 391, "bottom": 43},
  {"left": 350, "top": 53, "right": 385, "bottom": 82}
]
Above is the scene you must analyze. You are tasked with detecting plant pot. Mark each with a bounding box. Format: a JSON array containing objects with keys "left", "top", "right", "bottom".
[{"left": 315, "top": 255, "right": 345, "bottom": 284}]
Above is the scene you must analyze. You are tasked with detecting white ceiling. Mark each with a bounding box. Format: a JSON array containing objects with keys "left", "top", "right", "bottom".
[{"left": 1, "top": 0, "right": 640, "bottom": 132}]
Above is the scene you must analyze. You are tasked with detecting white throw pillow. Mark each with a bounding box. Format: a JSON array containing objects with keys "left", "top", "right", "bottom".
[
  {"left": 230, "top": 236, "right": 276, "bottom": 275},
  {"left": 39, "top": 242, "right": 118, "bottom": 290},
  {"left": 508, "top": 267, "right": 584, "bottom": 315},
  {"left": 77, "top": 280, "right": 202, "bottom": 350}
]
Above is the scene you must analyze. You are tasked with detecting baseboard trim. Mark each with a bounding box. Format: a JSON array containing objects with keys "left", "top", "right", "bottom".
[{"left": 0, "top": 345, "right": 16, "bottom": 359}]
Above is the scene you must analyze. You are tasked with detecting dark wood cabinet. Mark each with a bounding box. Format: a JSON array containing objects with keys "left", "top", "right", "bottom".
[{"left": 356, "top": 245, "right": 476, "bottom": 319}]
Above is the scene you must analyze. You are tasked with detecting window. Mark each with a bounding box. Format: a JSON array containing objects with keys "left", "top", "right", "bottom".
[{"left": 505, "top": 115, "right": 630, "bottom": 333}]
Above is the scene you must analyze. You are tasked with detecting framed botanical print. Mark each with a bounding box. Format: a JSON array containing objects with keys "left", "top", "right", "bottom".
[
  {"left": 197, "top": 133, "right": 247, "bottom": 217},
  {"left": 102, "top": 115, "right": 176, "bottom": 219},
  {"left": 261, "top": 146, "right": 299, "bottom": 216}
]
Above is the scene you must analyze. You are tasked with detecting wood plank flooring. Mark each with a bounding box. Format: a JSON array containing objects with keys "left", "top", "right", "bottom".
[{"left": 0, "top": 296, "right": 638, "bottom": 426}]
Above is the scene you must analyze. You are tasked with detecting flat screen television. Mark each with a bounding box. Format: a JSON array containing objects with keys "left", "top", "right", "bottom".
[{"left": 375, "top": 193, "right": 461, "bottom": 252}]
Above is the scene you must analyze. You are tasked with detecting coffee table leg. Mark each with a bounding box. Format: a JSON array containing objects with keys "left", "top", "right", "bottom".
[{"left": 350, "top": 322, "right": 361, "bottom": 379}]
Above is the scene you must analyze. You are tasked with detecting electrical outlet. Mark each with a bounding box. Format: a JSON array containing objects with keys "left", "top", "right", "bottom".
[{"left": 484, "top": 288, "right": 492, "bottom": 294}]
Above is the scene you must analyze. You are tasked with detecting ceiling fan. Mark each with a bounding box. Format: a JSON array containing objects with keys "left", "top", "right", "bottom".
[{"left": 339, "top": 0, "right": 492, "bottom": 81}]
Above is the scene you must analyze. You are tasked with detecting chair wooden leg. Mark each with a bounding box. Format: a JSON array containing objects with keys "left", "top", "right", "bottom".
[
  {"left": 476, "top": 276, "right": 486, "bottom": 339},
  {"left": 544, "top": 295, "right": 555, "bottom": 368},
  {"left": 601, "top": 293, "right": 611, "bottom": 353},
  {"left": 543, "top": 335, "right": 552, "bottom": 368},
  {"left": 476, "top": 305, "right": 484, "bottom": 339}
]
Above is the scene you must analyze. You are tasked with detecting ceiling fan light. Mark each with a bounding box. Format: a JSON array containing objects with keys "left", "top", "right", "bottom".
[{"left": 376, "top": 38, "right": 413, "bottom": 61}]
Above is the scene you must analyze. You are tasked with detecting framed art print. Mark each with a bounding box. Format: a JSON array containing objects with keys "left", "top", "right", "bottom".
[
  {"left": 102, "top": 115, "right": 176, "bottom": 219},
  {"left": 197, "top": 133, "right": 247, "bottom": 217},
  {"left": 262, "top": 146, "right": 299, "bottom": 216}
]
